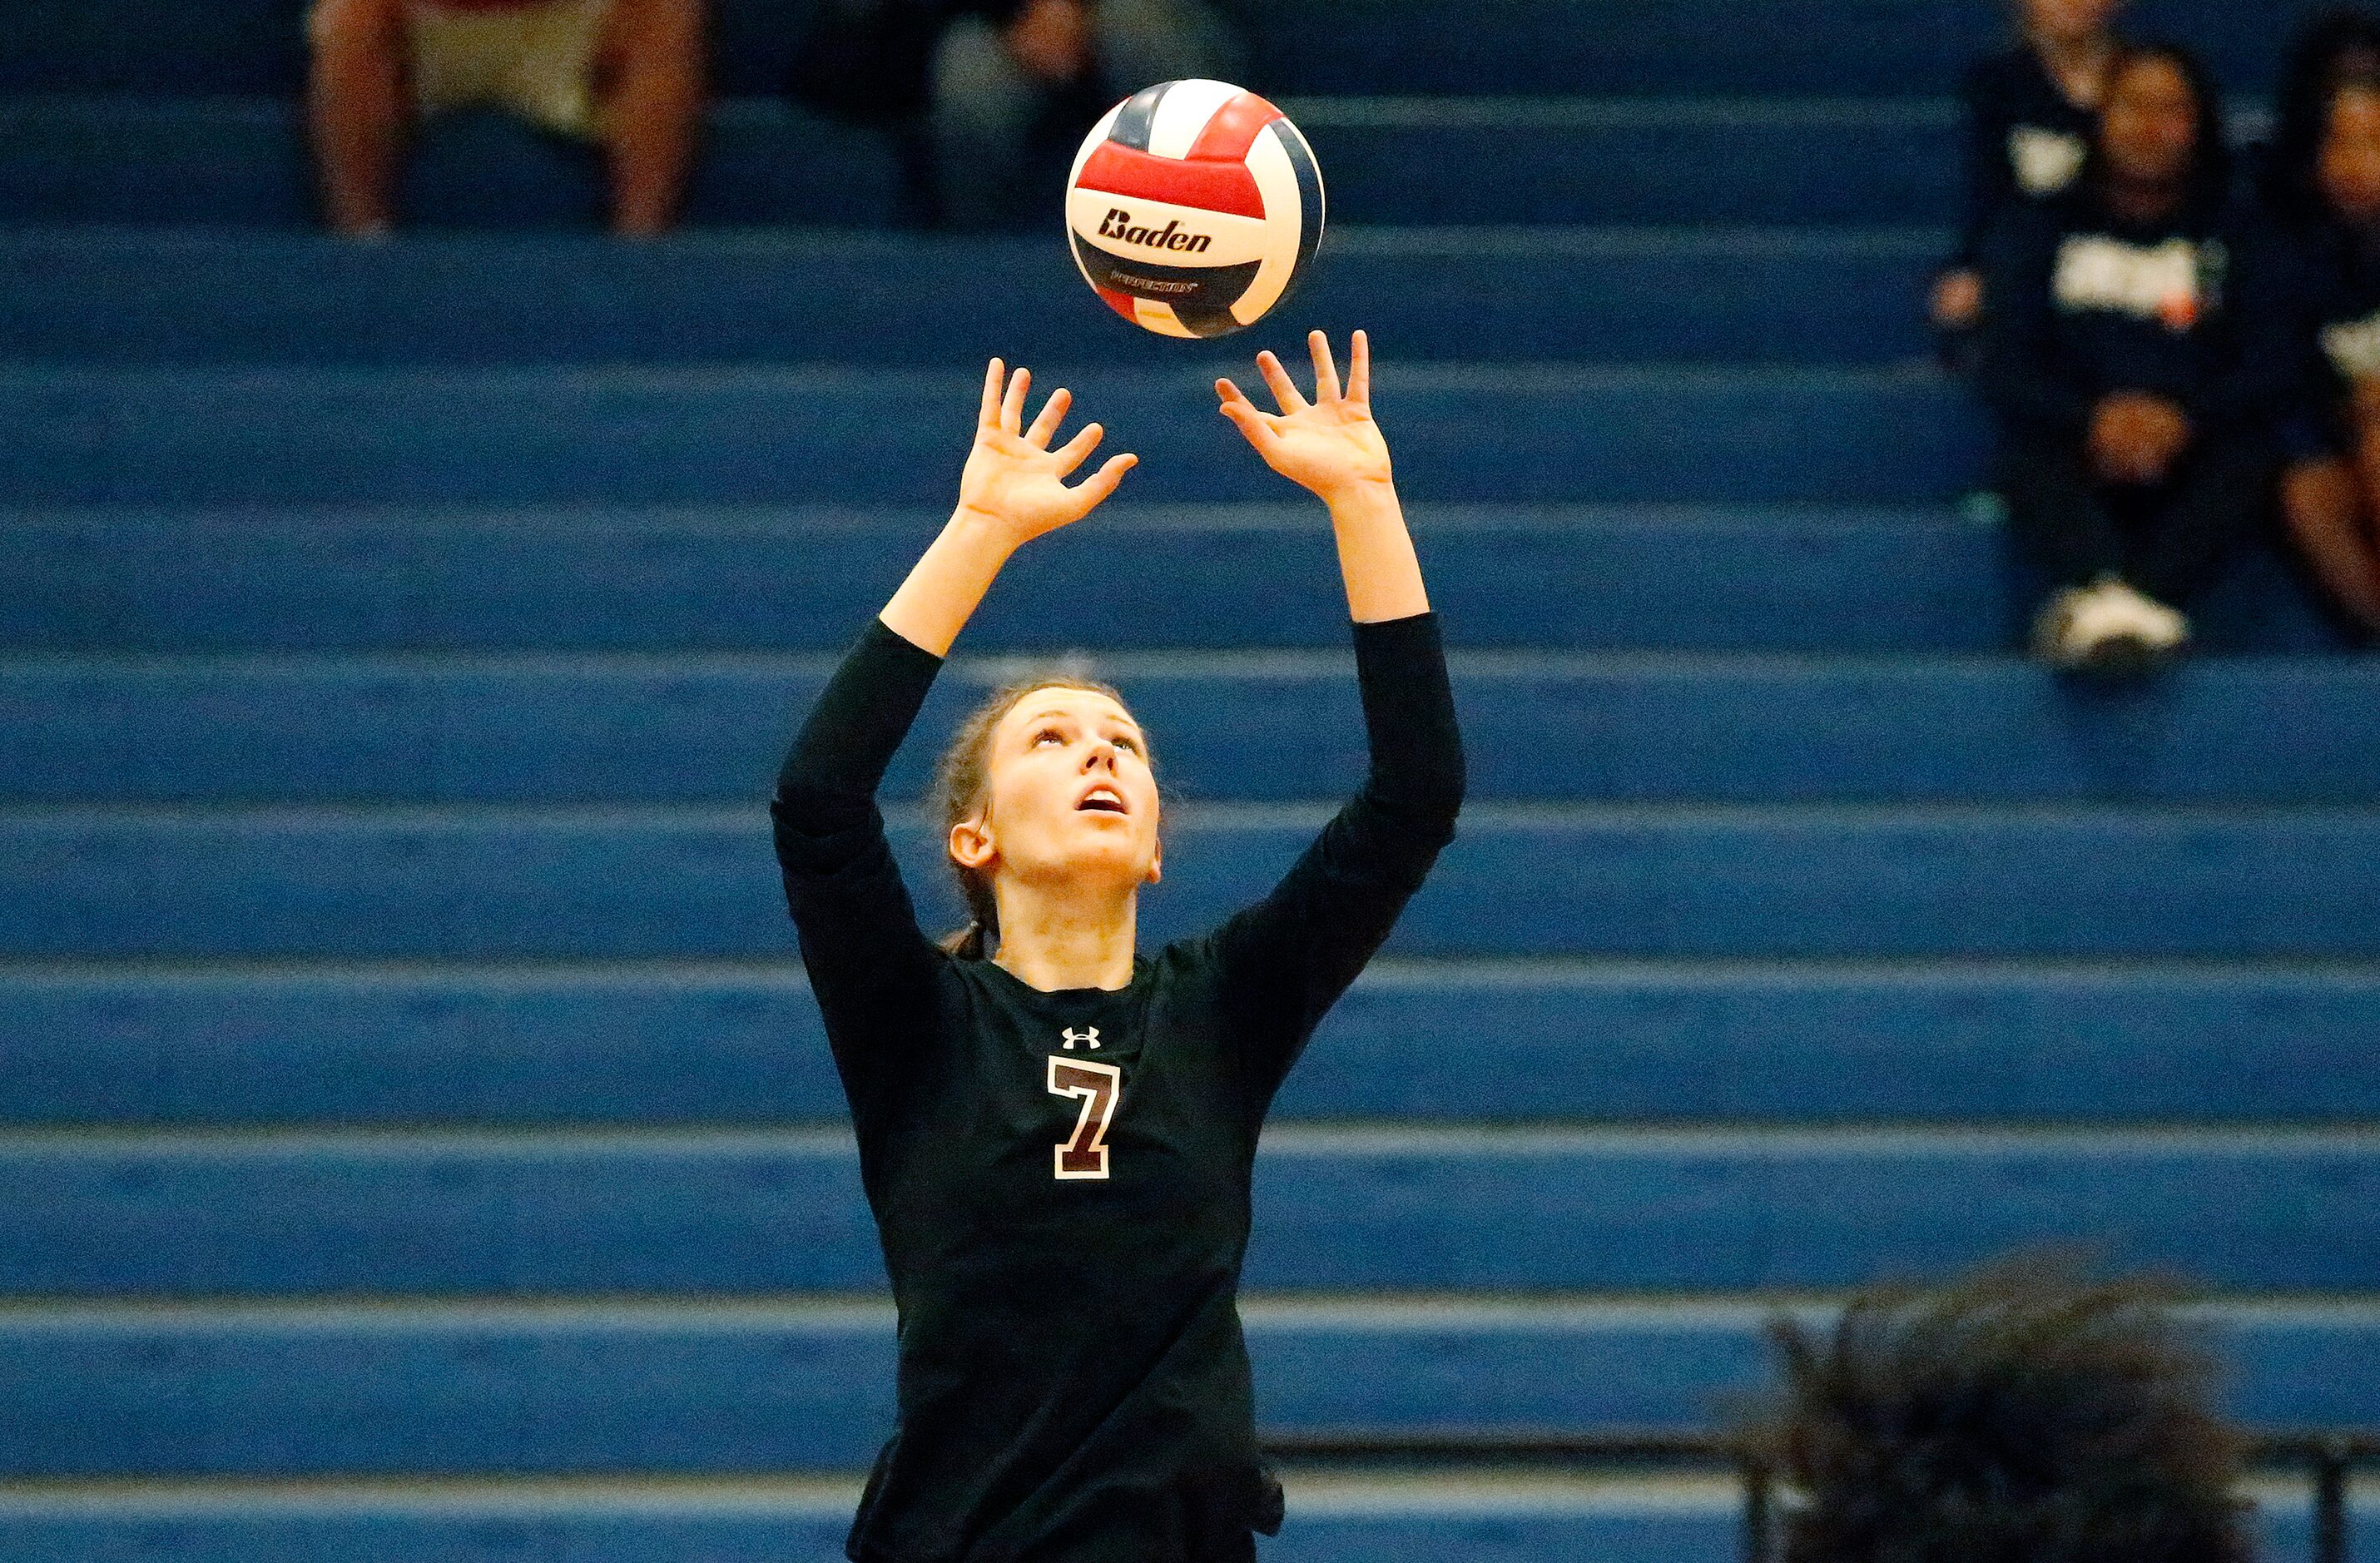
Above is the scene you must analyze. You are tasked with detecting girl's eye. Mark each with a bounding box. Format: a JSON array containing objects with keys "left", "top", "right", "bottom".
[
  {"left": 1116, "top": 737, "right": 1141, "bottom": 755},
  {"left": 1034, "top": 728, "right": 1064, "bottom": 747}
]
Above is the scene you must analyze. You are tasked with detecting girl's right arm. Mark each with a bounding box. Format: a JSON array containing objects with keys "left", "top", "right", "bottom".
[{"left": 771, "top": 362, "right": 1136, "bottom": 1018}]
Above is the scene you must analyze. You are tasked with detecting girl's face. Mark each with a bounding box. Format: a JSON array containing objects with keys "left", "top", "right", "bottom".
[
  {"left": 2321, "top": 86, "right": 2380, "bottom": 223},
  {"left": 954, "top": 687, "right": 1163, "bottom": 899},
  {"left": 2099, "top": 56, "right": 2199, "bottom": 187},
  {"left": 2021, "top": 0, "right": 2123, "bottom": 48}
]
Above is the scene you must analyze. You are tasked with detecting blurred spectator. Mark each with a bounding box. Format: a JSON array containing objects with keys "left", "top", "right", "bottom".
[
  {"left": 789, "top": 0, "right": 1241, "bottom": 231},
  {"left": 1977, "top": 43, "right": 2291, "bottom": 676},
  {"left": 2273, "top": 72, "right": 2380, "bottom": 635},
  {"left": 1935, "top": 0, "right": 2131, "bottom": 345},
  {"left": 309, "top": 0, "right": 704, "bottom": 236},
  {"left": 932, "top": 0, "right": 1240, "bottom": 230},
  {"left": 2258, "top": 8, "right": 2380, "bottom": 221},
  {"left": 1754, "top": 1256, "right": 2253, "bottom": 1563}
]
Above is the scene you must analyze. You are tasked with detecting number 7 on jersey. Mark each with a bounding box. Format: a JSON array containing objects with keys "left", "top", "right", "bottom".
[{"left": 1048, "top": 1055, "right": 1121, "bottom": 1180}]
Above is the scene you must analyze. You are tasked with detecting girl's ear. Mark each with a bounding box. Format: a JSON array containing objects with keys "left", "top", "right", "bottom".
[
  {"left": 1145, "top": 835, "right": 1163, "bottom": 886},
  {"left": 950, "top": 814, "right": 997, "bottom": 872}
]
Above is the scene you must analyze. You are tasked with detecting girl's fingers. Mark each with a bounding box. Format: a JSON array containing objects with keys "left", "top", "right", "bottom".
[
  {"left": 1307, "top": 330, "right": 1342, "bottom": 403},
  {"left": 1025, "top": 386, "right": 1073, "bottom": 449},
  {"left": 1217, "top": 395, "right": 1282, "bottom": 451},
  {"left": 979, "top": 358, "right": 1004, "bottom": 430},
  {"left": 1000, "top": 366, "right": 1031, "bottom": 434},
  {"left": 1051, "top": 420, "right": 1104, "bottom": 477},
  {"left": 1254, "top": 350, "right": 1307, "bottom": 414},
  {"left": 1349, "top": 330, "right": 1371, "bottom": 405},
  {"left": 1073, "top": 452, "right": 1138, "bottom": 509},
  {"left": 1216, "top": 378, "right": 1280, "bottom": 425}
]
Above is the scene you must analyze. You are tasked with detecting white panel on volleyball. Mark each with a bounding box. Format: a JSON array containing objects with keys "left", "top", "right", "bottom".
[
  {"left": 1231, "top": 123, "right": 1310, "bottom": 325},
  {"left": 1067, "top": 102, "right": 1125, "bottom": 190},
  {"left": 1063, "top": 190, "right": 1272, "bottom": 268},
  {"left": 1144, "top": 79, "right": 1245, "bottom": 158}
]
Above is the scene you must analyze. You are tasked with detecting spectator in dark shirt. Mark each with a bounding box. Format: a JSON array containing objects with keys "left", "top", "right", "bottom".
[
  {"left": 309, "top": 0, "right": 703, "bottom": 236},
  {"left": 1977, "top": 43, "right": 2291, "bottom": 675},
  {"left": 2257, "top": 8, "right": 2380, "bottom": 222},
  {"left": 1935, "top": 0, "right": 2131, "bottom": 340},
  {"left": 790, "top": 0, "right": 1239, "bottom": 231},
  {"left": 2273, "top": 75, "right": 2380, "bottom": 635},
  {"left": 933, "top": 0, "right": 1242, "bottom": 230}
]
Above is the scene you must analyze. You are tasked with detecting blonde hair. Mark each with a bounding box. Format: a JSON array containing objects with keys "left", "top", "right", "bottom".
[{"left": 929, "top": 672, "right": 1146, "bottom": 959}]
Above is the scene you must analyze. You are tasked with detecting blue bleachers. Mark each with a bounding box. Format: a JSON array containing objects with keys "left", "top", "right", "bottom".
[
  {"left": 3, "top": 1, "right": 2375, "bottom": 1559},
  {"left": 2, "top": 1301, "right": 2373, "bottom": 1475},
  {"left": 6, "top": 961, "right": 2379, "bottom": 1127},
  {"left": 2, "top": 1125, "right": 2374, "bottom": 1297},
  {"left": 2, "top": 504, "right": 2348, "bottom": 655},
  {"left": 10, "top": 806, "right": 2380, "bottom": 959},
  {"left": 0, "top": 98, "right": 1972, "bottom": 231},
  {"left": 0, "top": 1481, "right": 2365, "bottom": 1563},
  {"left": 0, "top": 363, "right": 1985, "bottom": 506},
  {"left": 0, "top": 0, "right": 2334, "bottom": 97},
  {"left": 0, "top": 228, "right": 1944, "bottom": 364},
  {"left": 8, "top": 654, "right": 2380, "bottom": 804}
]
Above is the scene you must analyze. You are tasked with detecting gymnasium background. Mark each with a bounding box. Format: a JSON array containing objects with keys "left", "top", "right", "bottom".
[{"left": 0, "top": 0, "right": 2376, "bottom": 1559}]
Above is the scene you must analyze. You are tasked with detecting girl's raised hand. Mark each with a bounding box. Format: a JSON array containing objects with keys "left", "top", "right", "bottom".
[
  {"left": 1215, "top": 330, "right": 1393, "bottom": 505},
  {"left": 956, "top": 360, "right": 1138, "bottom": 546}
]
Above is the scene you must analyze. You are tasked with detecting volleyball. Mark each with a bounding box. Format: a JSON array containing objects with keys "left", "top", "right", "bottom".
[{"left": 1064, "top": 79, "right": 1325, "bottom": 338}]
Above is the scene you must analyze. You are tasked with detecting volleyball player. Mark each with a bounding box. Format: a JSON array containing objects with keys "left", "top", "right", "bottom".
[{"left": 771, "top": 330, "right": 1464, "bottom": 1563}]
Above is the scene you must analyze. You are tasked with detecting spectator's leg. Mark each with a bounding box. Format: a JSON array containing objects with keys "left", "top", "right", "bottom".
[
  {"left": 2126, "top": 435, "right": 2272, "bottom": 608},
  {"left": 308, "top": 0, "right": 410, "bottom": 235},
  {"left": 931, "top": 15, "right": 1044, "bottom": 231},
  {"left": 1090, "top": 0, "right": 1244, "bottom": 93},
  {"left": 596, "top": 0, "right": 704, "bottom": 235},
  {"left": 1995, "top": 425, "right": 2130, "bottom": 590},
  {"left": 2280, "top": 454, "right": 2380, "bottom": 630}
]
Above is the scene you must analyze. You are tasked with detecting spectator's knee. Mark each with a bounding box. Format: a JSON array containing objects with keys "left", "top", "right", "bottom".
[
  {"left": 2281, "top": 457, "right": 2361, "bottom": 539},
  {"left": 1091, "top": 0, "right": 1242, "bottom": 87},
  {"left": 932, "top": 17, "right": 1039, "bottom": 136},
  {"left": 603, "top": 0, "right": 705, "bottom": 83},
  {"left": 309, "top": 0, "right": 408, "bottom": 62}
]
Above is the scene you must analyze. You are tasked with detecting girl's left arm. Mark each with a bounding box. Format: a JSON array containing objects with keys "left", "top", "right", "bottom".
[
  {"left": 1216, "top": 330, "right": 1428, "bottom": 623},
  {"left": 1207, "top": 333, "right": 1465, "bottom": 1104}
]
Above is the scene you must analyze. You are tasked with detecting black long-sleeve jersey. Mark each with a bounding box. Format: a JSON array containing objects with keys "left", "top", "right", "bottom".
[
  {"left": 1951, "top": 44, "right": 2105, "bottom": 270},
  {"left": 771, "top": 612, "right": 1464, "bottom": 1563}
]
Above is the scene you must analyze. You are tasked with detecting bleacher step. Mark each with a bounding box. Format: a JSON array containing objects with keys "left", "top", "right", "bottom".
[
  {"left": 9, "top": 652, "right": 2378, "bottom": 805},
  {"left": 1, "top": 1124, "right": 2373, "bottom": 1298},
  {"left": 5, "top": 957, "right": 2377, "bottom": 1128},
  {"left": 2, "top": 504, "right": 2345, "bottom": 657},
  {"left": 0, "top": 1472, "right": 2363, "bottom": 1563},
  {"left": 1, "top": 1298, "right": 2373, "bottom": 1475},
  {"left": 8, "top": 802, "right": 2378, "bottom": 960},
  {"left": 0, "top": 223, "right": 1942, "bottom": 364},
  {"left": 0, "top": 362, "right": 1983, "bottom": 506},
  {"left": 0, "top": 0, "right": 2309, "bottom": 98}
]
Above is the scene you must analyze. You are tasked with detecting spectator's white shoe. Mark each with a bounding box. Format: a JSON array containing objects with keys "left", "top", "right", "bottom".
[
  {"left": 2097, "top": 577, "right": 2190, "bottom": 655},
  {"left": 2037, "top": 575, "right": 2186, "bottom": 677},
  {"left": 2030, "top": 586, "right": 2098, "bottom": 667}
]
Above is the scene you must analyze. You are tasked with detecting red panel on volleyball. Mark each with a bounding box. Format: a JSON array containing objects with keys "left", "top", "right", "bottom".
[
  {"left": 1075, "top": 143, "right": 1266, "bottom": 220},
  {"left": 1187, "top": 93, "right": 1285, "bottom": 162}
]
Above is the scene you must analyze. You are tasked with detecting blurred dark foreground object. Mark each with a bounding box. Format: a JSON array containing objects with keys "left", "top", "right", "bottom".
[{"left": 1756, "top": 1256, "right": 2257, "bottom": 1563}]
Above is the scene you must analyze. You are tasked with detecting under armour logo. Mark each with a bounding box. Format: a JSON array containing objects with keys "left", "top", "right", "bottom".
[{"left": 1062, "top": 1027, "right": 1101, "bottom": 1051}]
